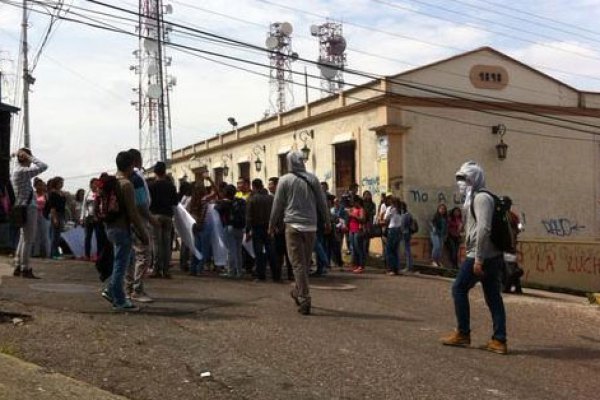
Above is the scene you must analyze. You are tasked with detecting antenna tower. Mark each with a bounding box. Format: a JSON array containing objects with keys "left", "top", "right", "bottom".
[
  {"left": 310, "top": 21, "right": 347, "bottom": 97},
  {"left": 266, "top": 22, "right": 298, "bottom": 115},
  {"left": 132, "top": 0, "right": 176, "bottom": 169}
]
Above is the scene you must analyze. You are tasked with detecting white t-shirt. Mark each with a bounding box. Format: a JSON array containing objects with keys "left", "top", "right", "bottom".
[{"left": 385, "top": 206, "right": 402, "bottom": 228}]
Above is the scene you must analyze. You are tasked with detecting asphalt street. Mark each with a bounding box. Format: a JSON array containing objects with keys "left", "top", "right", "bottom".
[{"left": 0, "top": 257, "right": 599, "bottom": 400}]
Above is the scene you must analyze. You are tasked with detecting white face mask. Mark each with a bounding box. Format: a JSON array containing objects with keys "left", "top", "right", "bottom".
[{"left": 457, "top": 180, "right": 468, "bottom": 195}]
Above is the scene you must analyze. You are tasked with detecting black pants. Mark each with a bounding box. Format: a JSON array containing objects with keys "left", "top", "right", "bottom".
[{"left": 85, "top": 219, "right": 107, "bottom": 258}]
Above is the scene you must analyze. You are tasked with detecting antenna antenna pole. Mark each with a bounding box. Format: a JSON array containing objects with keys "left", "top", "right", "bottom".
[
  {"left": 155, "top": 0, "right": 167, "bottom": 163},
  {"left": 21, "top": 0, "right": 30, "bottom": 148}
]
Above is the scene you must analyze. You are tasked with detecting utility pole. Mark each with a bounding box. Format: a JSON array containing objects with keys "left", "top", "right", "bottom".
[{"left": 21, "top": 0, "right": 30, "bottom": 148}]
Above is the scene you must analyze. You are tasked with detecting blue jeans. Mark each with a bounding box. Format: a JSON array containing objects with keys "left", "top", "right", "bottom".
[
  {"left": 385, "top": 227, "right": 401, "bottom": 272},
  {"left": 252, "top": 225, "right": 272, "bottom": 280},
  {"left": 350, "top": 232, "right": 366, "bottom": 266},
  {"left": 431, "top": 233, "right": 443, "bottom": 262},
  {"left": 106, "top": 227, "right": 132, "bottom": 306},
  {"left": 191, "top": 227, "right": 211, "bottom": 273},
  {"left": 314, "top": 231, "right": 329, "bottom": 274},
  {"left": 452, "top": 256, "right": 507, "bottom": 342},
  {"left": 401, "top": 233, "right": 414, "bottom": 271}
]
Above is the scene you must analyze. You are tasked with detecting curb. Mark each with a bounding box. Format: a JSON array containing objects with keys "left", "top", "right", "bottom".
[{"left": 0, "top": 353, "right": 130, "bottom": 400}]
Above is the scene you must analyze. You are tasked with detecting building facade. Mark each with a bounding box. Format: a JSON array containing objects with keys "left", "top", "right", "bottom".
[{"left": 170, "top": 47, "right": 600, "bottom": 292}]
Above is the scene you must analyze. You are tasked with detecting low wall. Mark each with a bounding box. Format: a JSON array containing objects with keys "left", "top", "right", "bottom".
[{"left": 369, "top": 236, "right": 600, "bottom": 293}]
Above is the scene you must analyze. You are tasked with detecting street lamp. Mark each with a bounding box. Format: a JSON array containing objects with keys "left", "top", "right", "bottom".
[
  {"left": 222, "top": 153, "right": 232, "bottom": 176},
  {"left": 293, "top": 129, "right": 314, "bottom": 161},
  {"left": 227, "top": 117, "right": 238, "bottom": 128},
  {"left": 253, "top": 145, "right": 266, "bottom": 172},
  {"left": 492, "top": 124, "right": 508, "bottom": 161}
]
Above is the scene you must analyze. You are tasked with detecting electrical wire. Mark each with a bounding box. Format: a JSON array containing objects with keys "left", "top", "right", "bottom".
[{"left": 2, "top": 0, "right": 599, "bottom": 145}]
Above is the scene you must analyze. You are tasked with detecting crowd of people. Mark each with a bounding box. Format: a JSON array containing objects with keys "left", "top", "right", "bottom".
[{"left": 6, "top": 147, "right": 519, "bottom": 352}]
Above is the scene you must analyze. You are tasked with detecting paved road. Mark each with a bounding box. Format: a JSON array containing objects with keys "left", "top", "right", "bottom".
[{"left": 0, "top": 258, "right": 599, "bottom": 399}]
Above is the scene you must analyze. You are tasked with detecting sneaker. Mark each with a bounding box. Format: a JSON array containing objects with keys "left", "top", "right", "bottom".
[
  {"left": 298, "top": 299, "right": 311, "bottom": 315},
  {"left": 112, "top": 301, "right": 140, "bottom": 312},
  {"left": 386, "top": 271, "right": 398, "bottom": 276},
  {"left": 441, "top": 331, "right": 471, "bottom": 347},
  {"left": 290, "top": 289, "right": 300, "bottom": 306},
  {"left": 101, "top": 289, "right": 113, "bottom": 304},
  {"left": 352, "top": 266, "right": 364, "bottom": 274},
  {"left": 13, "top": 267, "right": 21, "bottom": 277},
  {"left": 131, "top": 292, "right": 154, "bottom": 303},
  {"left": 22, "top": 269, "right": 41, "bottom": 279},
  {"left": 481, "top": 339, "right": 508, "bottom": 355}
]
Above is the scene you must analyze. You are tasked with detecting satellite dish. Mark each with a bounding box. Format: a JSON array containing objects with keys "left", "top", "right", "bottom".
[
  {"left": 290, "top": 52, "right": 299, "bottom": 61},
  {"left": 143, "top": 38, "right": 158, "bottom": 52},
  {"left": 168, "top": 76, "right": 177, "bottom": 86},
  {"left": 147, "top": 62, "right": 158, "bottom": 75},
  {"left": 310, "top": 24, "right": 319, "bottom": 36},
  {"left": 147, "top": 84, "right": 162, "bottom": 99},
  {"left": 164, "top": 4, "right": 173, "bottom": 14},
  {"left": 265, "top": 36, "right": 279, "bottom": 49},
  {"left": 329, "top": 36, "right": 347, "bottom": 56},
  {"left": 280, "top": 22, "right": 293, "bottom": 35},
  {"left": 319, "top": 64, "right": 338, "bottom": 79}
]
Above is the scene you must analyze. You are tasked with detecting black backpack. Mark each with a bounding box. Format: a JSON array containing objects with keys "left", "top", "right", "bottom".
[
  {"left": 96, "top": 175, "right": 124, "bottom": 223},
  {"left": 230, "top": 197, "right": 246, "bottom": 229},
  {"left": 470, "top": 190, "right": 515, "bottom": 253}
]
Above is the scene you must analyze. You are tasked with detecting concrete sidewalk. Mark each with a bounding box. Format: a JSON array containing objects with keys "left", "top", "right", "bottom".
[{"left": 0, "top": 353, "right": 129, "bottom": 400}]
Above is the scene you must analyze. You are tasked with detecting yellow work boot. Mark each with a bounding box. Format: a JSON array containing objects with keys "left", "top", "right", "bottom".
[
  {"left": 441, "top": 331, "right": 471, "bottom": 347},
  {"left": 482, "top": 339, "right": 508, "bottom": 355}
]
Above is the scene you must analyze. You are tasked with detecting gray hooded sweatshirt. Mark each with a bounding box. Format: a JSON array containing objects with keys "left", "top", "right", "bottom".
[
  {"left": 456, "top": 161, "right": 502, "bottom": 262},
  {"left": 269, "top": 151, "right": 331, "bottom": 231}
]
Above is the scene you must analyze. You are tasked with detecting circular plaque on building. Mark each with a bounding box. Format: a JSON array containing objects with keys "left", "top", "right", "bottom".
[{"left": 469, "top": 65, "right": 509, "bottom": 90}]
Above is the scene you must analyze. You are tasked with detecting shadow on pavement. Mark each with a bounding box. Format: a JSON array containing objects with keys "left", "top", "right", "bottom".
[
  {"left": 512, "top": 346, "right": 600, "bottom": 360},
  {"left": 311, "top": 306, "right": 422, "bottom": 322}
]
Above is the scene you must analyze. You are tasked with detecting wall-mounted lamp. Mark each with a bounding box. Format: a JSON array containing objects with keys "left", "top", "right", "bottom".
[
  {"left": 293, "top": 129, "right": 314, "bottom": 161},
  {"left": 253, "top": 145, "right": 266, "bottom": 172},
  {"left": 222, "top": 153, "right": 233, "bottom": 176},
  {"left": 492, "top": 124, "right": 508, "bottom": 160}
]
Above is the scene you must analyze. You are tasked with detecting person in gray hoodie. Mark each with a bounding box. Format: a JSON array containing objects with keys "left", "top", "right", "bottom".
[
  {"left": 269, "top": 151, "right": 331, "bottom": 315},
  {"left": 441, "top": 161, "right": 507, "bottom": 354}
]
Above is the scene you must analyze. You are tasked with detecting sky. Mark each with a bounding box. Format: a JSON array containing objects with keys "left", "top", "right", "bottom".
[{"left": 1, "top": 0, "right": 600, "bottom": 191}]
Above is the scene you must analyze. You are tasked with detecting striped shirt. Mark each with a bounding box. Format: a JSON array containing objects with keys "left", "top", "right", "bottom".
[{"left": 10, "top": 157, "right": 48, "bottom": 207}]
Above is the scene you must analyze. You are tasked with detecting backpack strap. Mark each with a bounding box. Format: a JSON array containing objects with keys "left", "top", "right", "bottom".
[{"left": 470, "top": 189, "right": 495, "bottom": 223}]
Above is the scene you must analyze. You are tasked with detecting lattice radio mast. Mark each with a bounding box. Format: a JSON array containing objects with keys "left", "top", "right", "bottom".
[
  {"left": 266, "top": 22, "right": 298, "bottom": 115},
  {"left": 131, "top": 0, "right": 176, "bottom": 169},
  {"left": 310, "top": 21, "right": 347, "bottom": 97}
]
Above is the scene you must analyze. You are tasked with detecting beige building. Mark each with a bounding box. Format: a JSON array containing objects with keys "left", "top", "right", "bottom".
[{"left": 170, "top": 47, "right": 600, "bottom": 293}]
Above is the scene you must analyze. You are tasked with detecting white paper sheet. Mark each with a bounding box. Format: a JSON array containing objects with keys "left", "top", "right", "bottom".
[
  {"left": 174, "top": 204, "right": 202, "bottom": 259},
  {"left": 61, "top": 226, "right": 97, "bottom": 258},
  {"left": 242, "top": 234, "right": 255, "bottom": 258}
]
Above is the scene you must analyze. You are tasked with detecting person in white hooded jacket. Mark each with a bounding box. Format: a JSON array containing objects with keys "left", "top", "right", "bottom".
[{"left": 441, "top": 161, "right": 508, "bottom": 355}]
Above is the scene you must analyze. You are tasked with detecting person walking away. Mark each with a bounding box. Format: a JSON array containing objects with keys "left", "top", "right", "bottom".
[
  {"left": 47, "top": 177, "right": 67, "bottom": 260},
  {"left": 502, "top": 197, "right": 523, "bottom": 294},
  {"left": 178, "top": 181, "right": 193, "bottom": 272},
  {"left": 126, "top": 149, "right": 155, "bottom": 302},
  {"left": 384, "top": 197, "right": 402, "bottom": 275},
  {"left": 348, "top": 198, "right": 367, "bottom": 274},
  {"left": 246, "top": 179, "right": 278, "bottom": 281},
  {"left": 447, "top": 207, "right": 463, "bottom": 269},
  {"left": 215, "top": 184, "right": 246, "bottom": 278},
  {"left": 430, "top": 203, "right": 448, "bottom": 267},
  {"left": 149, "top": 162, "right": 178, "bottom": 279},
  {"left": 188, "top": 177, "right": 218, "bottom": 275},
  {"left": 269, "top": 177, "right": 293, "bottom": 281},
  {"left": 441, "top": 161, "right": 508, "bottom": 354},
  {"left": 269, "top": 151, "right": 331, "bottom": 315},
  {"left": 81, "top": 178, "right": 106, "bottom": 261},
  {"left": 362, "top": 190, "right": 376, "bottom": 257},
  {"left": 398, "top": 201, "right": 415, "bottom": 273},
  {"left": 11, "top": 148, "right": 48, "bottom": 278},
  {"left": 32, "top": 178, "right": 49, "bottom": 258},
  {"left": 102, "top": 151, "right": 150, "bottom": 312}
]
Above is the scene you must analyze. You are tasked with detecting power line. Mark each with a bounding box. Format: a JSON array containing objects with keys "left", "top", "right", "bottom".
[
  {"left": 3, "top": 0, "right": 600, "bottom": 144},
  {"left": 374, "top": 0, "right": 600, "bottom": 63},
  {"left": 253, "top": 0, "right": 600, "bottom": 84}
]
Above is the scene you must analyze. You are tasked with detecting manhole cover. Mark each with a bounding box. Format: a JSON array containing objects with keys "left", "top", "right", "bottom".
[{"left": 29, "top": 283, "right": 97, "bottom": 294}]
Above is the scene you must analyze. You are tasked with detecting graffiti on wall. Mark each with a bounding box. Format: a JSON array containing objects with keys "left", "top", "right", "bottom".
[
  {"left": 408, "top": 188, "right": 465, "bottom": 205},
  {"left": 361, "top": 176, "right": 380, "bottom": 195},
  {"left": 541, "top": 218, "right": 586, "bottom": 237}
]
